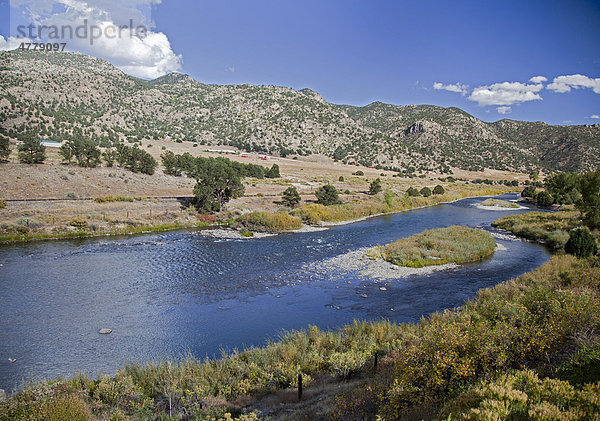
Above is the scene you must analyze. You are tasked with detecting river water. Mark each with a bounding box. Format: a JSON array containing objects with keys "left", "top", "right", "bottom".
[{"left": 0, "top": 194, "right": 549, "bottom": 390}]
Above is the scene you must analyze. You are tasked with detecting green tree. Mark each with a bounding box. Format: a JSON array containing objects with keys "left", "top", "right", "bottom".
[
  {"left": 0, "top": 135, "right": 10, "bottom": 160},
  {"left": 18, "top": 137, "right": 46, "bottom": 164},
  {"left": 420, "top": 187, "right": 432, "bottom": 197},
  {"left": 521, "top": 186, "right": 536, "bottom": 198},
  {"left": 161, "top": 151, "right": 181, "bottom": 176},
  {"left": 60, "top": 138, "right": 101, "bottom": 167},
  {"left": 369, "top": 178, "right": 382, "bottom": 195},
  {"left": 406, "top": 187, "right": 420, "bottom": 197},
  {"left": 545, "top": 172, "right": 581, "bottom": 205},
  {"left": 265, "top": 163, "right": 280, "bottom": 178},
  {"left": 529, "top": 169, "right": 539, "bottom": 182},
  {"left": 282, "top": 186, "right": 301, "bottom": 208},
  {"left": 315, "top": 184, "right": 341, "bottom": 206},
  {"left": 564, "top": 226, "right": 598, "bottom": 258},
  {"left": 433, "top": 185, "right": 445, "bottom": 195},
  {"left": 577, "top": 171, "right": 600, "bottom": 229},
  {"left": 535, "top": 190, "right": 554, "bottom": 207},
  {"left": 192, "top": 158, "right": 244, "bottom": 212}
]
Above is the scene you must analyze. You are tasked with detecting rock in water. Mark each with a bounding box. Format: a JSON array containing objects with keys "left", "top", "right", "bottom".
[{"left": 99, "top": 328, "right": 112, "bottom": 334}]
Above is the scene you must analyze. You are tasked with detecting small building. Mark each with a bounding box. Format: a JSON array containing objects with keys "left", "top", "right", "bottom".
[
  {"left": 40, "top": 139, "right": 64, "bottom": 148},
  {"left": 240, "top": 153, "right": 249, "bottom": 158}
]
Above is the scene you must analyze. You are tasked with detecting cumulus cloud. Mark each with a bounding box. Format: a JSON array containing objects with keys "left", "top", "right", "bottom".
[
  {"left": 433, "top": 82, "right": 468, "bottom": 95},
  {"left": 497, "top": 106, "right": 512, "bottom": 114},
  {"left": 468, "top": 81, "right": 543, "bottom": 106},
  {"left": 8, "top": 0, "right": 181, "bottom": 79},
  {"left": 590, "top": 114, "right": 600, "bottom": 119},
  {"left": 547, "top": 74, "right": 600, "bottom": 94},
  {"left": 529, "top": 75, "right": 547, "bottom": 84},
  {"left": 0, "top": 35, "right": 32, "bottom": 50}
]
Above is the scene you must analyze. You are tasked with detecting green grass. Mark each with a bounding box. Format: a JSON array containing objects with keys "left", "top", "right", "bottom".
[
  {"left": 492, "top": 209, "right": 580, "bottom": 250},
  {"left": 480, "top": 198, "right": 520, "bottom": 208},
  {"left": 370, "top": 225, "right": 496, "bottom": 268}
]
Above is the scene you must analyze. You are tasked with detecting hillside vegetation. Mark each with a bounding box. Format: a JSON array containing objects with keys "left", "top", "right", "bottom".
[{"left": 2, "top": 50, "right": 600, "bottom": 174}]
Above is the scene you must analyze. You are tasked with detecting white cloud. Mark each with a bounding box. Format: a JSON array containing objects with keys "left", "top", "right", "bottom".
[
  {"left": 468, "top": 81, "right": 543, "bottom": 106},
  {"left": 0, "top": 35, "right": 32, "bottom": 50},
  {"left": 433, "top": 82, "right": 468, "bottom": 95},
  {"left": 590, "top": 114, "right": 600, "bottom": 119},
  {"left": 529, "top": 75, "right": 547, "bottom": 84},
  {"left": 9, "top": 0, "right": 181, "bottom": 79},
  {"left": 497, "top": 106, "right": 512, "bottom": 114},
  {"left": 547, "top": 74, "right": 600, "bottom": 94}
]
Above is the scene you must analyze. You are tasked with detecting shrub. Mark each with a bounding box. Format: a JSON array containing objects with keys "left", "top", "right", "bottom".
[
  {"left": 94, "top": 196, "right": 134, "bottom": 203},
  {"left": 369, "top": 178, "right": 382, "bottom": 195},
  {"left": 535, "top": 190, "right": 554, "bottom": 207},
  {"left": 439, "top": 370, "right": 600, "bottom": 420},
  {"left": 353, "top": 170, "right": 364, "bottom": 176},
  {"left": 265, "top": 164, "right": 280, "bottom": 178},
  {"left": 420, "top": 187, "right": 432, "bottom": 197},
  {"left": 69, "top": 216, "right": 88, "bottom": 229},
  {"left": 16, "top": 218, "right": 44, "bottom": 229},
  {"left": 481, "top": 198, "right": 519, "bottom": 208},
  {"left": 338, "top": 176, "right": 344, "bottom": 182},
  {"left": 235, "top": 211, "right": 302, "bottom": 232},
  {"left": 406, "top": 187, "right": 420, "bottom": 197},
  {"left": 564, "top": 226, "right": 598, "bottom": 258},
  {"left": 433, "top": 185, "right": 445, "bottom": 195},
  {"left": 0, "top": 134, "right": 10, "bottom": 160},
  {"left": 0, "top": 199, "right": 6, "bottom": 209},
  {"left": 315, "top": 184, "right": 341, "bottom": 206},
  {"left": 522, "top": 185, "right": 536, "bottom": 198},
  {"left": 281, "top": 186, "right": 301, "bottom": 208}
]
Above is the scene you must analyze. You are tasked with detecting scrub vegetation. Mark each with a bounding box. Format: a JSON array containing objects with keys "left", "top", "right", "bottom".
[{"left": 369, "top": 226, "right": 496, "bottom": 268}]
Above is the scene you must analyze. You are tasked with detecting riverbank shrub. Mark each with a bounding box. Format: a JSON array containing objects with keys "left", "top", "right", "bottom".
[
  {"left": 0, "top": 199, "right": 6, "bottom": 209},
  {"left": 492, "top": 210, "right": 580, "bottom": 251},
  {"left": 565, "top": 226, "right": 598, "bottom": 258},
  {"left": 375, "top": 225, "right": 496, "bottom": 267},
  {"left": 235, "top": 211, "right": 302, "bottom": 232}
]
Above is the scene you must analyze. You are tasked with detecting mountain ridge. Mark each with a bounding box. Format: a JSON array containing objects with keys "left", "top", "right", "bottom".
[{"left": 1, "top": 50, "right": 599, "bottom": 173}]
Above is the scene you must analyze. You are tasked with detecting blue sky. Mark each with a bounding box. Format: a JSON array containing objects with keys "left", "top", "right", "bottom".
[{"left": 2, "top": 0, "right": 599, "bottom": 124}]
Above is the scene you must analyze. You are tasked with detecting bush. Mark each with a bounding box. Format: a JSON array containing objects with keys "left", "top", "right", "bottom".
[
  {"left": 315, "top": 184, "right": 341, "bottom": 206},
  {"left": 433, "top": 185, "right": 445, "bottom": 195},
  {"left": 353, "top": 170, "right": 364, "bottom": 176},
  {"left": 69, "top": 216, "right": 88, "bottom": 229},
  {"left": 235, "top": 211, "right": 302, "bottom": 232},
  {"left": 420, "top": 187, "right": 432, "bottom": 197},
  {"left": 281, "top": 186, "right": 301, "bottom": 208},
  {"left": 369, "top": 178, "right": 382, "bottom": 195},
  {"left": 0, "top": 134, "right": 10, "bottom": 160},
  {"left": 406, "top": 187, "right": 420, "bottom": 197},
  {"left": 564, "top": 226, "right": 598, "bottom": 258},
  {"left": 522, "top": 185, "right": 536, "bottom": 198},
  {"left": 265, "top": 164, "right": 280, "bottom": 178},
  {"left": 94, "top": 196, "right": 134, "bottom": 203},
  {"left": 439, "top": 370, "right": 600, "bottom": 420},
  {"left": 338, "top": 176, "right": 344, "bottom": 182},
  {"left": 535, "top": 190, "right": 554, "bottom": 207},
  {"left": 0, "top": 199, "right": 6, "bottom": 209}
]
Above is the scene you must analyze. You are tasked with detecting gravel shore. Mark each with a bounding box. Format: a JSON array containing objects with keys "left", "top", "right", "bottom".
[{"left": 307, "top": 247, "right": 459, "bottom": 280}]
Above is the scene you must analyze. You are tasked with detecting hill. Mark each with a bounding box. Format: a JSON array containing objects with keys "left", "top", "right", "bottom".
[{"left": 1, "top": 50, "right": 599, "bottom": 174}]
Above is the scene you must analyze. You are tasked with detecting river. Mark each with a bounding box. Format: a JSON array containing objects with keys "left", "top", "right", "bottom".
[{"left": 0, "top": 194, "right": 550, "bottom": 391}]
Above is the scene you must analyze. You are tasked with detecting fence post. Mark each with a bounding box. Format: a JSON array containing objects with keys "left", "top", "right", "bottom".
[{"left": 298, "top": 372, "right": 303, "bottom": 401}]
